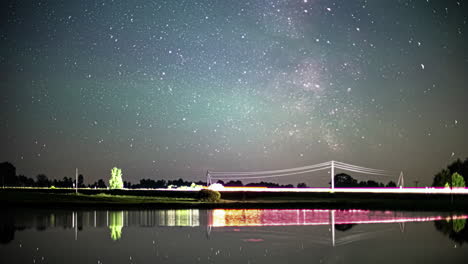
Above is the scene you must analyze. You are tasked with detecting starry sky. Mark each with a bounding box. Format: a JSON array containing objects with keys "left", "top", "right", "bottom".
[{"left": 1, "top": 0, "right": 468, "bottom": 186}]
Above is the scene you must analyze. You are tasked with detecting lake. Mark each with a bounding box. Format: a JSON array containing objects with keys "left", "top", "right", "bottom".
[{"left": 1, "top": 208, "right": 467, "bottom": 263}]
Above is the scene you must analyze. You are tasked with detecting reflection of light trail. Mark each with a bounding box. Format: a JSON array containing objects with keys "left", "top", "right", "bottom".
[
  {"left": 209, "top": 209, "right": 468, "bottom": 247},
  {"left": 209, "top": 209, "right": 468, "bottom": 227}
]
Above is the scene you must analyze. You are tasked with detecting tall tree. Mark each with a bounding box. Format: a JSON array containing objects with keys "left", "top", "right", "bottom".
[
  {"left": 78, "top": 174, "right": 85, "bottom": 188},
  {"left": 444, "top": 172, "right": 466, "bottom": 188},
  {"left": 0, "top": 162, "right": 16, "bottom": 187},
  {"left": 109, "top": 167, "right": 123, "bottom": 189},
  {"left": 97, "top": 179, "right": 107, "bottom": 188}
]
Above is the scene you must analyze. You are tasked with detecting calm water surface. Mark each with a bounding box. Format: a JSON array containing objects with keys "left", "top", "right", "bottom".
[{"left": 1, "top": 208, "right": 467, "bottom": 263}]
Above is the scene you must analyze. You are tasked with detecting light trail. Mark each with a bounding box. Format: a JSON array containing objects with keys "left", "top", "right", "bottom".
[{"left": 213, "top": 186, "right": 468, "bottom": 194}]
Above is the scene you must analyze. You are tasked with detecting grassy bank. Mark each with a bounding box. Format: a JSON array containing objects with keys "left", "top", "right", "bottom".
[
  {"left": 0, "top": 190, "right": 204, "bottom": 208},
  {"left": 1, "top": 188, "right": 468, "bottom": 211}
]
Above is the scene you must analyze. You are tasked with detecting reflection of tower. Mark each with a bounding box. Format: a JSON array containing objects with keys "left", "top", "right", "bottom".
[
  {"left": 206, "top": 171, "right": 211, "bottom": 186},
  {"left": 330, "top": 210, "right": 335, "bottom": 247},
  {"left": 399, "top": 222, "right": 405, "bottom": 233},
  {"left": 206, "top": 210, "right": 212, "bottom": 239}
]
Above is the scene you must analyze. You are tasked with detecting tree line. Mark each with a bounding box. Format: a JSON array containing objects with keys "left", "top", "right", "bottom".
[
  {"left": 0, "top": 162, "right": 108, "bottom": 188},
  {"left": 3, "top": 159, "right": 466, "bottom": 189},
  {"left": 1, "top": 161, "right": 395, "bottom": 189},
  {"left": 432, "top": 158, "right": 467, "bottom": 188}
]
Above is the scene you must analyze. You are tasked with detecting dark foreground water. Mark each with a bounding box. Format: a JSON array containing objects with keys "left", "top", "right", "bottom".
[{"left": 1, "top": 208, "right": 468, "bottom": 264}]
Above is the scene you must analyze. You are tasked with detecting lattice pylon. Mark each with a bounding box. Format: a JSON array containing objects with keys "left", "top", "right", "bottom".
[{"left": 397, "top": 171, "right": 404, "bottom": 188}]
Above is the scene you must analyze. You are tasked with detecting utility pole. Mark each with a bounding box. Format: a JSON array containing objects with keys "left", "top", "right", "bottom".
[
  {"left": 330, "top": 160, "right": 335, "bottom": 191},
  {"left": 206, "top": 170, "right": 211, "bottom": 186},
  {"left": 75, "top": 168, "right": 78, "bottom": 194}
]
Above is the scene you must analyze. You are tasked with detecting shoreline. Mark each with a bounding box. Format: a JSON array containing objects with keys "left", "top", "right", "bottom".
[{"left": 2, "top": 188, "right": 468, "bottom": 212}]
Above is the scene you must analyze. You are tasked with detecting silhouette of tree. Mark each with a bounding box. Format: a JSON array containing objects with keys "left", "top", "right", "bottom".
[
  {"left": 78, "top": 174, "right": 85, "bottom": 188},
  {"left": 244, "top": 181, "right": 293, "bottom": 188},
  {"left": 334, "top": 173, "right": 358, "bottom": 187},
  {"left": 362, "top": 180, "right": 381, "bottom": 187},
  {"left": 332, "top": 173, "right": 390, "bottom": 187},
  {"left": 97, "top": 179, "right": 107, "bottom": 188},
  {"left": 297, "top": 182, "right": 308, "bottom": 188},
  {"left": 36, "top": 174, "right": 50, "bottom": 187},
  {"left": 55, "top": 177, "right": 73, "bottom": 188},
  {"left": 134, "top": 178, "right": 167, "bottom": 189},
  {"left": 216, "top": 180, "right": 225, "bottom": 185},
  {"left": 0, "top": 162, "right": 16, "bottom": 187},
  {"left": 89, "top": 179, "right": 107, "bottom": 188},
  {"left": 167, "top": 178, "right": 191, "bottom": 188},
  {"left": 17, "top": 175, "right": 35, "bottom": 187},
  {"left": 225, "top": 180, "right": 243, "bottom": 187},
  {"left": 433, "top": 169, "right": 451, "bottom": 187}
]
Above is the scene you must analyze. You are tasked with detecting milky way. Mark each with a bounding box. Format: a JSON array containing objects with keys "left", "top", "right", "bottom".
[{"left": 1, "top": 0, "right": 468, "bottom": 186}]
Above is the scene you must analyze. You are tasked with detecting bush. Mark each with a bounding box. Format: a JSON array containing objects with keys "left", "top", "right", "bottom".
[{"left": 198, "top": 189, "right": 221, "bottom": 202}]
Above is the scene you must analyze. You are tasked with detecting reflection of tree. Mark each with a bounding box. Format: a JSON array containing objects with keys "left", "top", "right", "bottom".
[
  {"left": 0, "top": 212, "right": 15, "bottom": 244},
  {"left": 434, "top": 218, "right": 468, "bottom": 245},
  {"left": 335, "top": 224, "right": 356, "bottom": 232},
  {"left": 453, "top": 219, "right": 466, "bottom": 233},
  {"left": 109, "top": 211, "right": 124, "bottom": 241}
]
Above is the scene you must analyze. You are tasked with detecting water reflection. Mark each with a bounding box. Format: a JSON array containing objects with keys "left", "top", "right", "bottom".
[
  {"left": 1, "top": 208, "right": 467, "bottom": 245},
  {"left": 208, "top": 209, "right": 460, "bottom": 227},
  {"left": 434, "top": 218, "right": 468, "bottom": 245},
  {"left": 109, "top": 211, "right": 123, "bottom": 241}
]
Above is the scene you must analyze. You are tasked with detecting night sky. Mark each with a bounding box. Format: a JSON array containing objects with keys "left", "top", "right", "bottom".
[{"left": 1, "top": 0, "right": 468, "bottom": 186}]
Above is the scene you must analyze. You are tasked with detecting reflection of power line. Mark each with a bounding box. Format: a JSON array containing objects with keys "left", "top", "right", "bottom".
[{"left": 334, "top": 228, "right": 396, "bottom": 246}]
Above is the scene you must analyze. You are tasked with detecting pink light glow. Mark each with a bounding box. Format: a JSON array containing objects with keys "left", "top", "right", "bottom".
[{"left": 209, "top": 209, "right": 468, "bottom": 227}]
